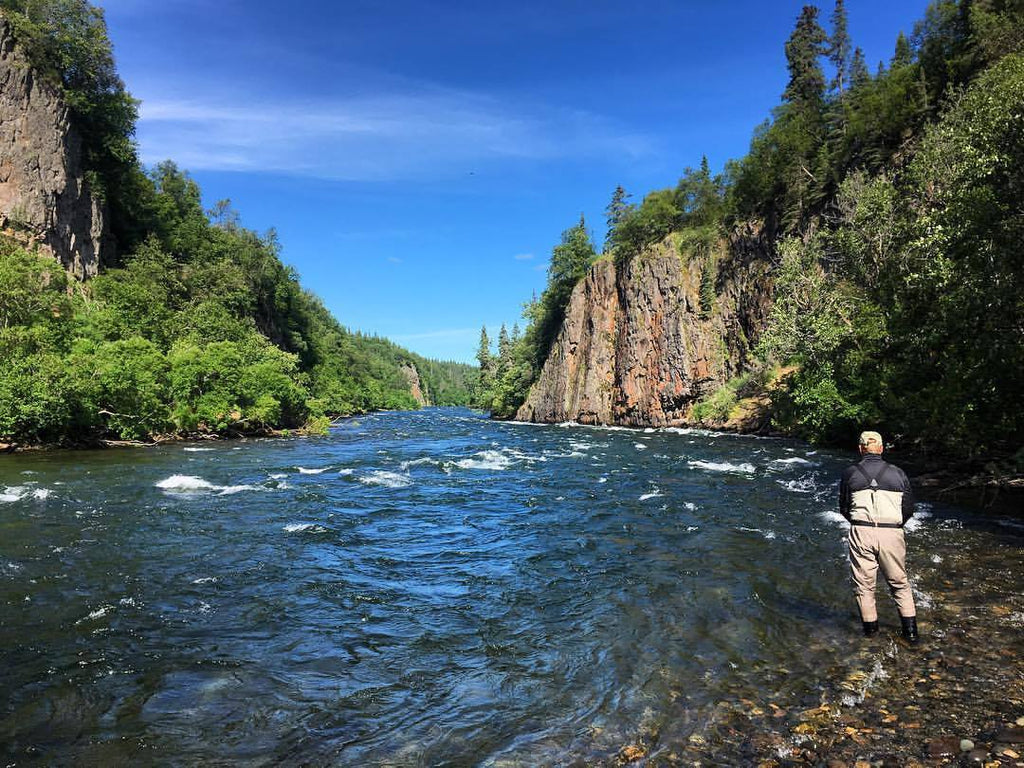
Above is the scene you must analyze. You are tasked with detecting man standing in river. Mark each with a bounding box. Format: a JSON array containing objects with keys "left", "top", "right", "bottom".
[{"left": 839, "top": 430, "right": 919, "bottom": 643}]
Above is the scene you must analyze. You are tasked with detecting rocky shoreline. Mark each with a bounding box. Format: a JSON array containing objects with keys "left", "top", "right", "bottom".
[
  {"left": 0, "top": 409, "right": 394, "bottom": 454},
  {"left": 604, "top": 516, "right": 1024, "bottom": 766}
]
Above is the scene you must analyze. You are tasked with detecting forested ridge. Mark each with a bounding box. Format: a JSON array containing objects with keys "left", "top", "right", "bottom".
[
  {"left": 0, "top": 1, "right": 474, "bottom": 447},
  {"left": 479, "top": 0, "right": 1023, "bottom": 472}
]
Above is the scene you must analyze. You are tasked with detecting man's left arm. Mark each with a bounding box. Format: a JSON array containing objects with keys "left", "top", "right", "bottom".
[{"left": 899, "top": 469, "right": 916, "bottom": 524}]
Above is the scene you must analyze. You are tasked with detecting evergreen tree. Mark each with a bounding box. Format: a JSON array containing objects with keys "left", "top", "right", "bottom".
[
  {"left": 497, "top": 323, "right": 511, "bottom": 376},
  {"left": 476, "top": 326, "right": 492, "bottom": 373},
  {"left": 677, "top": 156, "right": 722, "bottom": 227},
  {"left": 892, "top": 31, "right": 914, "bottom": 67},
  {"left": 604, "top": 185, "right": 632, "bottom": 251},
  {"left": 475, "top": 325, "right": 494, "bottom": 407},
  {"left": 850, "top": 46, "right": 870, "bottom": 88},
  {"left": 784, "top": 5, "right": 829, "bottom": 108},
  {"left": 549, "top": 216, "right": 595, "bottom": 296},
  {"left": 829, "top": 0, "right": 852, "bottom": 94},
  {"left": 775, "top": 6, "right": 830, "bottom": 229}
]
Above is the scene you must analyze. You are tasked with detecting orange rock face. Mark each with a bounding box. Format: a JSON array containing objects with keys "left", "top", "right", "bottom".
[{"left": 516, "top": 233, "right": 772, "bottom": 427}]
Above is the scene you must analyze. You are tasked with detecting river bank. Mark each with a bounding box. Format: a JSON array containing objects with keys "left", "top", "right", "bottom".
[
  {"left": 0, "top": 410, "right": 390, "bottom": 454},
  {"left": 601, "top": 519, "right": 1024, "bottom": 766}
]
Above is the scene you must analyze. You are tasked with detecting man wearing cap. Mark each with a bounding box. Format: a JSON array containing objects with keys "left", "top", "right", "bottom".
[{"left": 839, "top": 430, "right": 919, "bottom": 643}]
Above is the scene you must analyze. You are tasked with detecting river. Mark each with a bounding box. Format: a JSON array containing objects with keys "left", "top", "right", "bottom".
[{"left": 1, "top": 408, "right": 1022, "bottom": 765}]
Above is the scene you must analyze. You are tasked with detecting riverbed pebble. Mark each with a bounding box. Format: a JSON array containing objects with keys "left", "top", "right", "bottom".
[
  {"left": 963, "top": 748, "right": 990, "bottom": 765},
  {"left": 961, "top": 738, "right": 976, "bottom": 751},
  {"left": 996, "top": 726, "right": 1024, "bottom": 743},
  {"left": 927, "top": 736, "right": 961, "bottom": 758}
]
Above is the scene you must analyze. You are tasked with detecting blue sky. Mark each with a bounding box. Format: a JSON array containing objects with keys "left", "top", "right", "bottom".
[{"left": 101, "top": 0, "right": 929, "bottom": 363}]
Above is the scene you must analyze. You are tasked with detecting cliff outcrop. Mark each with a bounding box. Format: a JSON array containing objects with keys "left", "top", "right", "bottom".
[
  {"left": 515, "top": 229, "right": 773, "bottom": 426},
  {"left": 0, "top": 18, "right": 109, "bottom": 278},
  {"left": 400, "top": 363, "right": 430, "bottom": 407}
]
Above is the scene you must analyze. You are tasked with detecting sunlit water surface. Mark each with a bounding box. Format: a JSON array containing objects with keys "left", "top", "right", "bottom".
[{"left": 1, "top": 408, "right": 1020, "bottom": 764}]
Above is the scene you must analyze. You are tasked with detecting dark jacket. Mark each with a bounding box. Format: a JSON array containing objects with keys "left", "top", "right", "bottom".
[{"left": 839, "top": 453, "right": 916, "bottom": 526}]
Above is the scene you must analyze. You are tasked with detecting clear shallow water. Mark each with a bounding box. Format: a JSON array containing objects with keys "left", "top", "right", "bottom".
[{"left": 0, "top": 408, "right": 1020, "bottom": 765}]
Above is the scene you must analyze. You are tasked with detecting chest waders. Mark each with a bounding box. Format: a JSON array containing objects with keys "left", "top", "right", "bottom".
[{"left": 846, "top": 460, "right": 918, "bottom": 642}]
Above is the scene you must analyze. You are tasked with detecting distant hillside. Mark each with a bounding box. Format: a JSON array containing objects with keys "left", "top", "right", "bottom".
[{"left": 0, "top": 3, "right": 474, "bottom": 446}]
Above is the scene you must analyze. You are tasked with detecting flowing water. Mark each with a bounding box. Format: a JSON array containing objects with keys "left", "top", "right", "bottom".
[{"left": 1, "top": 409, "right": 1022, "bottom": 765}]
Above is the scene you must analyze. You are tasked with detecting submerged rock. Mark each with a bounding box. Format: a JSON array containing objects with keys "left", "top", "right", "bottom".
[
  {"left": 926, "top": 736, "right": 961, "bottom": 758},
  {"left": 995, "top": 726, "right": 1024, "bottom": 743}
]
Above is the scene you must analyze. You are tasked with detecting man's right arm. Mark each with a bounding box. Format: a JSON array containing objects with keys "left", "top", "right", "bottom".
[{"left": 839, "top": 471, "right": 852, "bottom": 521}]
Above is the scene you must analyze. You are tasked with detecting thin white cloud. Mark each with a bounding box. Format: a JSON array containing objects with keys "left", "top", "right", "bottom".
[
  {"left": 386, "top": 256, "right": 403, "bottom": 264},
  {"left": 514, "top": 252, "right": 534, "bottom": 260},
  {"left": 136, "top": 87, "right": 654, "bottom": 181}
]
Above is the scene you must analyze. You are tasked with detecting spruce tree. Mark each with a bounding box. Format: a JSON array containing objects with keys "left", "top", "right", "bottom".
[
  {"left": 892, "top": 31, "right": 913, "bottom": 67},
  {"left": 784, "top": 5, "right": 828, "bottom": 108},
  {"left": 476, "top": 326, "right": 494, "bottom": 407},
  {"left": 476, "top": 326, "right": 491, "bottom": 370},
  {"left": 780, "top": 6, "right": 829, "bottom": 230},
  {"left": 497, "top": 324, "right": 511, "bottom": 376},
  {"left": 604, "top": 185, "right": 632, "bottom": 251},
  {"left": 850, "top": 46, "right": 870, "bottom": 88},
  {"left": 829, "top": 0, "right": 852, "bottom": 94}
]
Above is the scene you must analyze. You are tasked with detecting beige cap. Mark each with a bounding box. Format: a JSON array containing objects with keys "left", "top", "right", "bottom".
[{"left": 859, "top": 430, "right": 883, "bottom": 447}]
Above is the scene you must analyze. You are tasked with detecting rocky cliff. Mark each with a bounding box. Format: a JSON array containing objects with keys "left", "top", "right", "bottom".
[
  {"left": 0, "top": 18, "right": 109, "bottom": 278},
  {"left": 516, "top": 229, "right": 773, "bottom": 426},
  {"left": 400, "top": 363, "right": 430, "bottom": 407}
]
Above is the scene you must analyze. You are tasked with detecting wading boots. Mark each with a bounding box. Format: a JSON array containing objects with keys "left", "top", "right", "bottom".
[{"left": 900, "top": 615, "right": 919, "bottom": 644}]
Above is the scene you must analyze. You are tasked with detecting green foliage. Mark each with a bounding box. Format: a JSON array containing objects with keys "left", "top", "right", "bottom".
[
  {"left": 756, "top": 237, "right": 886, "bottom": 442},
  {"left": 699, "top": 255, "right": 717, "bottom": 319},
  {"left": 756, "top": 51, "right": 1024, "bottom": 455},
  {"left": 691, "top": 366, "right": 779, "bottom": 426},
  {"left": 0, "top": 161, "right": 472, "bottom": 444},
  {"left": 969, "top": 0, "right": 1024, "bottom": 66},
  {"left": 88, "top": 336, "right": 171, "bottom": 439},
  {"left": 0, "top": 239, "right": 71, "bottom": 332},
  {"left": 610, "top": 189, "right": 680, "bottom": 264},
  {"left": 692, "top": 383, "right": 738, "bottom": 424},
  {"left": 609, "top": 161, "right": 727, "bottom": 265},
  {"left": 527, "top": 218, "right": 596, "bottom": 369},
  {"left": 477, "top": 218, "right": 597, "bottom": 417},
  {"left": 487, "top": 336, "right": 537, "bottom": 419},
  {"left": 303, "top": 415, "right": 331, "bottom": 436},
  {"left": 882, "top": 53, "right": 1024, "bottom": 454},
  {"left": 411, "top": 356, "right": 475, "bottom": 407},
  {"left": 475, "top": 324, "right": 493, "bottom": 404}
]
